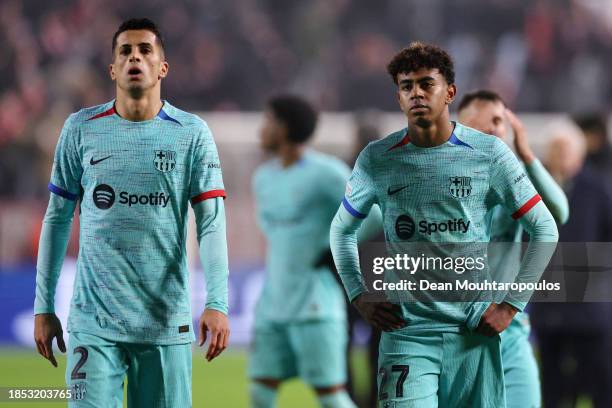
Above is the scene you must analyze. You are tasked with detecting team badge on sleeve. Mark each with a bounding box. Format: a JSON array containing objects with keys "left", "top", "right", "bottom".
[
  {"left": 154, "top": 150, "right": 176, "bottom": 173},
  {"left": 449, "top": 176, "right": 471, "bottom": 198}
]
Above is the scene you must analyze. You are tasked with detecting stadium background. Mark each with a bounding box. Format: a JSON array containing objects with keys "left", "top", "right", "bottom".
[{"left": 1, "top": 0, "right": 611, "bottom": 406}]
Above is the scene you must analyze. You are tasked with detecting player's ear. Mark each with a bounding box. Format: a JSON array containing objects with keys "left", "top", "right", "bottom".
[
  {"left": 158, "top": 61, "right": 169, "bottom": 80},
  {"left": 109, "top": 63, "right": 116, "bottom": 81},
  {"left": 446, "top": 84, "right": 457, "bottom": 105}
]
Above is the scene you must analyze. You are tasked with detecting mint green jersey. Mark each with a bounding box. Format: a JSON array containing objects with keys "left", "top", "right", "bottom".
[
  {"left": 37, "top": 100, "right": 226, "bottom": 344},
  {"left": 342, "top": 122, "right": 541, "bottom": 332},
  {"left": 253, "top": 150, "right": 348, "bottom": 323}
]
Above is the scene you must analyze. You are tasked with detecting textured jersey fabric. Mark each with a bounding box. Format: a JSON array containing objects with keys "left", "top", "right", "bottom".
[
  {"left": 331, "top": 122, "right": 558, "bottom": 333},
  {"left": 252, "top": 150, "right": 349, "bottom": 323},
  {"left": 35, "top": 100, "right": 228, "bottom": 344}
]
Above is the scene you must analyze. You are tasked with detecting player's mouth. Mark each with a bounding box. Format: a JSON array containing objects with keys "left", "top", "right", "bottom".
[
  {"left": 127, "top": 67, "right": 143, "bottom": 79},
  {"left": 410, "top": 104, "right": 429, "bottom": 111}
]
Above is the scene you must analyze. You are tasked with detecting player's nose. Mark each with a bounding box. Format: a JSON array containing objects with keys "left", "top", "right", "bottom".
[{"left": 410, "top": 86, "right": 424, "bottom": 99}]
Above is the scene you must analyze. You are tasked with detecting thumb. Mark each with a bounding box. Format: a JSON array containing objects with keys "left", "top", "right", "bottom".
[{"left": 57, "top": 332, "right": 66, "bottom": 353}]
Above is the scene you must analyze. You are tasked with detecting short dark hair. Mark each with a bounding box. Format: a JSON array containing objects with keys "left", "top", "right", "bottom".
[
  {"left": 268, "top": 95, "right": 318, "bottom": 144},
  {"left": 457, "top": 89, "right": 505, "bottom": 112},
  {"left": 387, "top": 42, "right": 455, "bottom": 85},
  {"left": 112, "top": 18, "right": 165, "bottom": 56},
  {"left": 574, "top": 113, "right": 608, "bottom": 137}
]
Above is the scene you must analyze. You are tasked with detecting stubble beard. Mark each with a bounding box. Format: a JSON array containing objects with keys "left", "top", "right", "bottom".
[{"left": 127, "top": 83, "right": 145, "bottom": 99}]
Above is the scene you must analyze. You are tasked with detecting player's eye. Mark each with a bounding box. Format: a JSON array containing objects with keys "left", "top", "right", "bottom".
[
  {"left": 120, "top": 47, "right": 130, "bottom": 55},
  {"left": 140, "top": 46, "right": 152, "bottom": 54}
]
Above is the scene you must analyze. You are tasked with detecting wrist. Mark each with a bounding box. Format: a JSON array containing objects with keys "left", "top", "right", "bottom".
[
  {"left": 517, "top": 148, "right": 535, "bottom": 164},
  {"left": 501, "top": 302, "right": 519, "bottom": 315}
]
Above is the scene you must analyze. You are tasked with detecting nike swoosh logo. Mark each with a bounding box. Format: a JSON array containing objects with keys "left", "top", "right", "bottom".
[
  {"left": 387, "top": 185, "right": 410, "bottom": 195},
  {"left": 90, "top": 155, "right": 112, "bottom": 165}
]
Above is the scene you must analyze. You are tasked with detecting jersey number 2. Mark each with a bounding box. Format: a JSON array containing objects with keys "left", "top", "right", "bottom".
[{"left": 71, "top": 347, "right": 88, "bottom": 380}]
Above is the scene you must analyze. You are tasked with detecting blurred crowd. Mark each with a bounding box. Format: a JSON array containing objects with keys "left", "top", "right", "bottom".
[
  {"left": 1, "top": 0, "right": 612, "bottom": 263},
  {"left": 2, "top": 0, "right": 612, "bottom": 198}
]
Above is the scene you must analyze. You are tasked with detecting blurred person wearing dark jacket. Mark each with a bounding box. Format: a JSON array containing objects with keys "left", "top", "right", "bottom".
[
  {"left": 531, "top": 120, "right": 612, "bottom": 408},
  {"left": 574, "top": 113, "right": 612, "bottom": 179}
]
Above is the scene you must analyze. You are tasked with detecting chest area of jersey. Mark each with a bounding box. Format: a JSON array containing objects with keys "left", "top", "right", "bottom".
[
  {"left": 374, "top": 155, "right": 491, "bottom": 241},
  {"left": 81, "top": 127, "right": 190, "bottom": 173},
  {"left": 377, "top": 154, "right": 490, "bottom": 209},
  {"left": 257, "top": 170, "right": 327, "bottom": 228},
  {"left": 79, "top": 128, "right": 192, "bottom": 207}
]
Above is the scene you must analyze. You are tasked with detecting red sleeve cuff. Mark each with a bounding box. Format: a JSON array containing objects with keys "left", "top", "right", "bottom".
[
  {"left": 511, "top": 194, "right": 542, "bottom": 220},
  {"left": 191, "top": 189, "right": 227, "bottom": 204}
]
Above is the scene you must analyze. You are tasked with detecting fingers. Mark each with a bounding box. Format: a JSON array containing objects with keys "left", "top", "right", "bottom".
[
  {"left": 206, "top": 329, "right": 222, "bottom": 361},
  {"left": 374, "top": 309, "right": 405, "bottom": 329},
  {"left": 41, "top": 338, "right": 57, "bottom": 367},
  {"left": 206, "top": 325, "right": 230, "bottom": 361},
  {"left": 35, "top": 340, "right": 45, "bottom": 358},
  {"left": 212, "top": 329, "right": 229, "bottom": 360},
  {"left": 198, "top": 320, "right": 208, "bottom": 347},
  {"left": 367, "top": 303, "right": 406, "bottom": 331},
  {"left": 476, "top": 320, "right": 496, "bottom": 337},
  {"left": 57, "top": 332, "right": 66, "bottom": 353},
  {"left": 34, "top": 314, "right": 63, "bottom": 367}
]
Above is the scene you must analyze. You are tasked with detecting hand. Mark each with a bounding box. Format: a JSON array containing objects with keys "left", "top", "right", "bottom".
[
  {"left": 353, "top": 294, "right": 406, "bottom": 332},
  {"left": 476, "top": 302, "right": 517, "bottom": 336},
  {"left": 34, "top": 313, "right": 66, "bottom": 367},
  {"left": 198, "top": 309, "right": 230, "bottom": 362},
  {"left": 506, "top": 109, "right": 535, "bottom": 164}
]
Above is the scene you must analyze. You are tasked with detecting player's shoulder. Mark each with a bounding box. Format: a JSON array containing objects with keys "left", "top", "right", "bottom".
[
  {"left": 253, "top": 159, "right": 277, "bottom": 183},
  {"left": 304, "top": 150, "right": 350, "bottom": 176},
  {"left": 453, "top": 122, "right": 509, "bottom": 155},
  {"left": 161, "top": 101, "right": 212, "bottom": 134},
  {"left": 67, "top": 100, "right": 115, "bottom": 128},
  {"left": 357, "top": 128, "right": 407, "bottom": 164}
]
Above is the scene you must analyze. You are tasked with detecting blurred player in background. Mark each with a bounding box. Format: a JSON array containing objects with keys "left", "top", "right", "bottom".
[
  {"left": 33, "top": 18, "right": 230, "bottom": 407},
  {"left": 330, "top": 42, "right": 559, "bottom": 407},
  {"left": 532, "top": 121, "right": 612, "bottom": 407},
  {"left": 249, "top": 95, "right": 358, "bottom": 408},
  {"left": 458, "top": 89, "right": 569, "bottom": 408}
]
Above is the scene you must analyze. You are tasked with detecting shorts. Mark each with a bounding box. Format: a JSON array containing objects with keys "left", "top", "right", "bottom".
[
  {"left": 500, "top": 314, "right": 541, "bottom": 408},
  {"left": 377, "top": 330, "right": 504, "bottom": 408},
  {"left": 248, "top": 320, "right": 348, "bottom": 387},
  {"left": 66, "top": 332, "right": 191, "bottom": 407}
]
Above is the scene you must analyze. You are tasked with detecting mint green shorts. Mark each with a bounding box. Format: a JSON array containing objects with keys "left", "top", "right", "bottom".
[
  {"left": 248, "top": 320, "right": 348, "bottom": 387},
  {"left": 500, "top": 314, "right": 541, "bottom": 408},
  {"left": 66, "top": 332, "right": 192, "bottom": 407},
  {"left": 377, "top": 330, "right": 505, "bottom": 408}
]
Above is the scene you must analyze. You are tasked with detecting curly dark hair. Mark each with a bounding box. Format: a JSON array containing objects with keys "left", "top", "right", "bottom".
[
  {"left": 112, "top": 18, "right": 165, "bottom": 56},
  {"left": 387, "top": 42, "right": 455, "bottom": 85},
  {"left": 268, "top": 95, "right": 318, "bottom": 144}
]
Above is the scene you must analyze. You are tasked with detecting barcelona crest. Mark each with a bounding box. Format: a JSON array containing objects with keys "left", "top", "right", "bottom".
[
  {"left": 154, "top": 150, "right": 176, "bottom": 173},
  {"left": 449, "top": 176, "right": 471, "bottom": 198}
]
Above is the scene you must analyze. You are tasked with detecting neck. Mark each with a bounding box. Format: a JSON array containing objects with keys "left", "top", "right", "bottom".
[
  {"left": 277, "top": 143, "right": 304, "bottom": 168},
  {"left": 115, "top": 87, "right": 163, "bottom": 121},
  {"left": 408, "top": 111, "right": 454, "bottom": 147}
]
